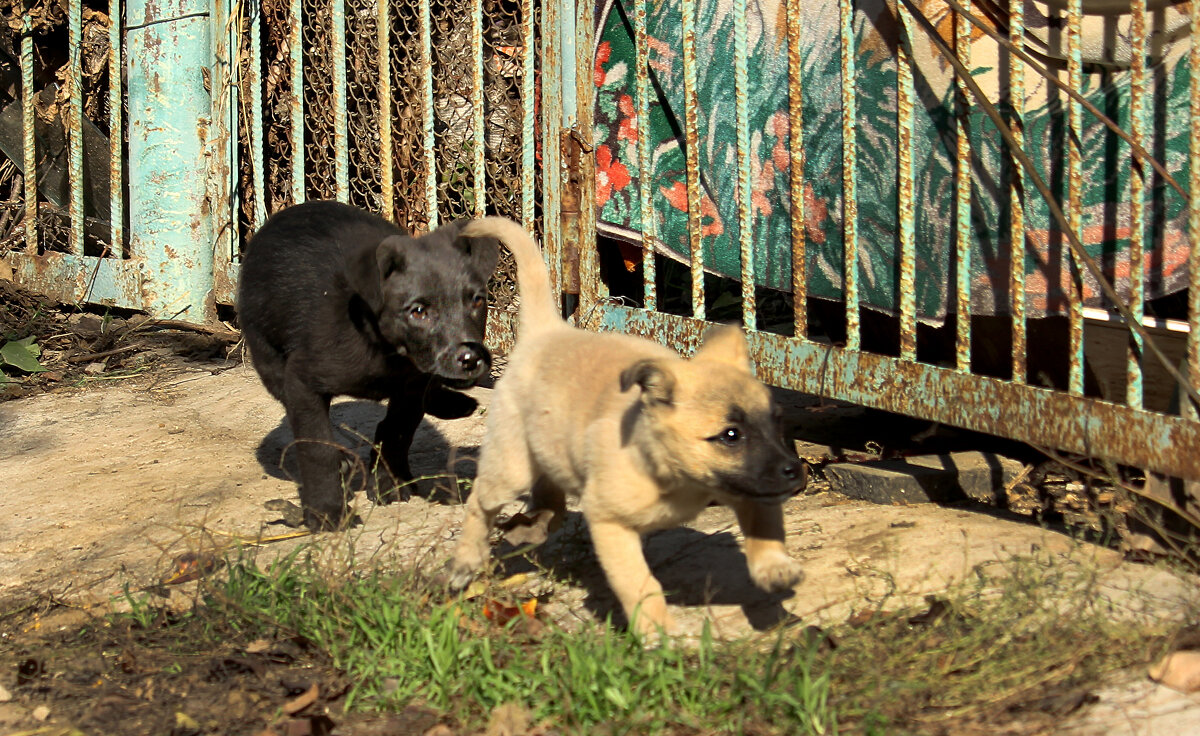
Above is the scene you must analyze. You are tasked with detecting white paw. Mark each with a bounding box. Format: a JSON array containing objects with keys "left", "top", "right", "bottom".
[{"left": 749, "top": 552, "right": 805, "bottom": 592}]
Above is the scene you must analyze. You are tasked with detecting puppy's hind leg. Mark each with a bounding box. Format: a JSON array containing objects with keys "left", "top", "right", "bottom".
[
  {"left": 445, "top": 423, "right": 534, "bottom": 589},
  {"left": 282, "top": 364, "right": 346, "bottom": 530},
  {"left": 731, "top": 499, "right": 804, "bottom": 593}
]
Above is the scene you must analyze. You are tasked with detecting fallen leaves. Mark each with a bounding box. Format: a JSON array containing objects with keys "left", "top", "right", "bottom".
[{"left": 160, "top": 552, "right": 223, "bottom": 586}]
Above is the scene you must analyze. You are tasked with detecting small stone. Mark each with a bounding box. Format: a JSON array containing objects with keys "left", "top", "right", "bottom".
[
  {"left": 32, "top": 705, "right": 50, "bottom": 721},
  {"left": 83, "top": 362, "right": 106, "bottom": 376},
  {"left": 0, "top": 683, "right": 11, "bottom": 702}
]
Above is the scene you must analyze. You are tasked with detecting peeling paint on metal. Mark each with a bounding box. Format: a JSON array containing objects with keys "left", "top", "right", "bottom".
[
  {"left": 897, "top": 0, "right": 916, "bottom": 361},
  {"left": 634, "top": 0, "right": 657, "bottom": 310},
  {"left": 734, "top": 0, "right": 755, "bottom": 329},
  {"left": 1127, "top": 0, "right": 1146, "bottom": 409},
  {"left": 378, "top": 0, "right": 393, "bottom": 218},
  {"left": 1066, "top": 0, "right": 1084, "bottom": 395},
  {"left": 1189, "top": 0, "right": 1200, "bottom": 420},
  {"left": 785, "top": 0, "right": 806, "bottom": 337},
  {"left": 953, "top": 0, "right": 970, "bottom": 371},
  {"left": 681, "top": 0, "right": 704, "bottom": 319},
  {"left": 21, "top": 15, "right": 35, "bottom": 255},
  {"left": 839, "top": 0, "right": 858, "bottom": 350},
  {"left": 68, "top": 0, "right": 85, "bottom": 255},
  {"left": 290, "top": 0, "right": 305, "bottom": 205},
  {"left": 1008, "top": 0, "right": 1026, "bottom": 384}
]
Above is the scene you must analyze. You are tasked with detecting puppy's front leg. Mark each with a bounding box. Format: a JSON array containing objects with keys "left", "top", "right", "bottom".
[
  {"left": 731, "top": 500, "right": 805, "bottom": 593},
  {"left": 372, "top": 394, "right": 424, "bottom": 503},
  {"left": 588, "top": 519, "right": 673, "bottom": 636},
  {"left": 283, "top": 366, "right": 345, "bottom": 530}
]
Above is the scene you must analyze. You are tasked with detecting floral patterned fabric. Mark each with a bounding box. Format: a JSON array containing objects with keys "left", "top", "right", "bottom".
[{"left": 592, "top": 0, "right": 1193, "bottom": 321}]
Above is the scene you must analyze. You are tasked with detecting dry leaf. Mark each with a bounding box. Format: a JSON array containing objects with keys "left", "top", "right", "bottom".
[
  {"left": 282, "top": 683, "right": 319, "bottom": 715},
  {"left": 246, "top": 639, "right": 271, "bottom": 654},
  {"left": 484, "top": 702, "right": 530, "bottom": 736},
  {"left": 161, "top": 552, "right": 222, "bottom": 585}
]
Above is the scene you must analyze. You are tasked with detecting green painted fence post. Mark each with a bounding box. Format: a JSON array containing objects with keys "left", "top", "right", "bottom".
[{"left": 125, "top": 0, "right": 215, "bottom": 322}]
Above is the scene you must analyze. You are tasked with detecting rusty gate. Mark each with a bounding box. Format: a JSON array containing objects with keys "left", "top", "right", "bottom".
[{"left": 3, "top": 0, "right": 1199, "bottom": 495}]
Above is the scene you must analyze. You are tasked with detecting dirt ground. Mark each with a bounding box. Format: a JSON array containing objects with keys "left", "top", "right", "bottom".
[{"left": 1, "top": 284, "right": 1199, "bottom": 733}]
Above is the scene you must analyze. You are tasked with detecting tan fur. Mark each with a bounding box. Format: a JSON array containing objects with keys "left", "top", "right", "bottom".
[{"left": 450, "top": 217, "right": 806, "bottom": 636}]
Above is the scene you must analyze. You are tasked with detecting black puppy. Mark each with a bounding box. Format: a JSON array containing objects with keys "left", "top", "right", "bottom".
[{"left": 238, "top": 201, "right": 499, "bottom": 530}]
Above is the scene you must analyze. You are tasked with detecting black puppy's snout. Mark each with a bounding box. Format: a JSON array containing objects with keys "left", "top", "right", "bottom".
[{"left": 456, "top": 344, "right": 485, "bottom": 373}]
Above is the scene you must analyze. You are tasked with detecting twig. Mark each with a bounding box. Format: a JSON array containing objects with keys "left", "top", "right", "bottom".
[
  {"left": 66, "top": 342, "right": 144, "bottom": 363},
  {"left": 138, "top": 319, "right": 241, "bottom": 341}
]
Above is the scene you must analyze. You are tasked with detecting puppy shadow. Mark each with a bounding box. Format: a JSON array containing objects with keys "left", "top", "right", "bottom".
[
  {"left": 255, "top": 400, "right": 480, "bottom": 510},
  {"left": 494, "top": 512, "right": 797, "bottom": 633}
]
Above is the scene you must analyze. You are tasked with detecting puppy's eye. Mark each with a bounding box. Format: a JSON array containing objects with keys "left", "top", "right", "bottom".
[
  {"left": 409, "top": 304, "right": 428, "bottom": 320},
  {"left": 713, "top": 427, "right": 742, "bottom": 446},
  {"left": 471, "top": 295, "right": 486, "bottom": 309}
]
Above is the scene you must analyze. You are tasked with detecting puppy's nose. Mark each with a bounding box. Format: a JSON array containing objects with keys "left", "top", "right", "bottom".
[
  {"left": 456, "top": 346, "right": 482, "bottom": 373},
  {"left": 780, "top": 460, "right": 805, "bottom": 483}
]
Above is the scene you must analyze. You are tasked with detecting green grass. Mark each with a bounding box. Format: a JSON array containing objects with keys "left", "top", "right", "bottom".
[{"left": 114, "top": 540, "right": 1188, "bottom": 735}]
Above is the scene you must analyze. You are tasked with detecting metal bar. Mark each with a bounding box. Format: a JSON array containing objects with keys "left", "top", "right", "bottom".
[
  {"left": 953, "top": 0, "right": 971, "bottom": 371},
  {"left": 109, "top": 0, "right": 123, "bottom": 258},
  {"left": 520, "top": 0, "right": 535, "bottom": 227},
  {"left": 1008, "top": 0, "right": 1026, "bottom": 382},
  {"left": 332, "top": 0, "right": 349, "bottom": 202},
  {"left": 249, "top": 3, "right": 267, "bottom": 228},
  {"left": 226, "top": 0, "right": 241, "bottom": 243},
  {"left": 634, "top": 0, "right": 656, "bottom": 310},
  {"left": 378, "top": 0, "right": 393, "bottom": 218},
  {"left": 599, "top": 304, "right": 1200, "bottom": 480},
  {"left": 897, "top": 0, "right": 916, "bottom": 361},
  {"left": 574, "top": 0, "right": 599, "bottom": 305},
  {"left": 126, "top": 0, "right": 215, "bottom": 320},
  {"left": 420, "top": 0, "right": 436, "bottom": 227},
  {"left": 785, "top": 0, "right": 806, "bottom": 337},
  {"left": 68, "top": 0, "right": 84, "bottom": 255},
  {"left": 290, "top": 0, "right": 304, "bottom": 205},
  {"left": 21, "top": 15, "right": 35, "bottom": 255},
  {"left": 1126, "top": 0, "right": 1146, "bottom": 409},
  {"left": 471, "top": 0, "right": 485, "bottom": 216},
  {"left": 1065, "top": 0, "right": 1084, "bottom": 395},
  {"left": 1189, "top": 0, "right": 1200, "bottom": 420},
  {"left": 839, "top": 0, "right": 859, "bottom": 350},
  {"left": 681, "top": 0, "right": 704, "bottom": 319},
  {"left": 540, "top": 0, "right": 562, "bottom": 299},
  {"left": 734, "top": 0, "right": 755, "bottom": 329}
]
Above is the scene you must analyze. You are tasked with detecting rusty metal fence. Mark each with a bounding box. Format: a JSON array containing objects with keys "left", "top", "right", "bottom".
[{"left": 2, "top": 0, "right": 1198, "bottom": 491}]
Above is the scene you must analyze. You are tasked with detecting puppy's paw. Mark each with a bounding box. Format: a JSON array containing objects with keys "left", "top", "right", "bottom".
[
  {"left": 441, "top": 559, "right": 482, "bottom": 591},
  {"left": 749, "top": 551, "right": 805, "bottom": 593}
]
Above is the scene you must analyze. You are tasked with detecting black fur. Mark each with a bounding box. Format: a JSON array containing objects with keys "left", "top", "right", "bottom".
[{"left": 237, "top": 201, "right": 499, "bottom": 529}]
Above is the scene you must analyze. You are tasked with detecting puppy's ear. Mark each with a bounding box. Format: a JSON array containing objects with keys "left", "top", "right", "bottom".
[
  {"left": 448, "top": 219, "right": 501, "bottom": 276},
  {"left": 693, "top": 324, "right": 752, "bottom": 373},
  {"left": 346, "top": 236, "right": 406, "bottom": 312},
  {"left": 619, "top": 359, "right": 675, "bottom": 406}
]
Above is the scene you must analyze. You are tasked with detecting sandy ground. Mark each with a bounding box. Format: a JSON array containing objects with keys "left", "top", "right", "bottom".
[{"left": 1, "top": 363, "right": 1198, "bottom": 733}]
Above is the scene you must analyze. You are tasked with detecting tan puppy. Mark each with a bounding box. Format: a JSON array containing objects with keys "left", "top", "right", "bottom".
[{"left": 447, "top": 217, "right": 807, "bottom": 635}]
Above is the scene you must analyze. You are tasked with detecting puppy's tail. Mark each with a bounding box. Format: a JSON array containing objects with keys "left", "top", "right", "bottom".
[{"left": 462, "top": 216, "right": 560, "bottom": 335}]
